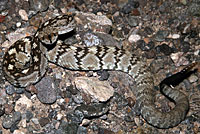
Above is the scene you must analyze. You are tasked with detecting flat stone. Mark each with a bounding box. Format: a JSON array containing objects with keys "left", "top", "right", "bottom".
[
  {"left": 75, "top": 12, "right": 112, "bottom": 33},
  {"left": 74, "top": 77, "right": 114, "bottom": 102},
  {"left": 35, "top": 76, "right": 57, "bottom": 104}
]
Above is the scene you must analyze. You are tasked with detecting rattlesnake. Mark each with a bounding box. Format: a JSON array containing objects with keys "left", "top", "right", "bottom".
[{"left": 2, "top": 12, "right": 198, "bottom": 128}]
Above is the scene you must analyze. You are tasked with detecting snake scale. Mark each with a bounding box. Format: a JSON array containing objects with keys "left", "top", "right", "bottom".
[{"left": 2, "top": 12, "right": 198, "bottom": 128}]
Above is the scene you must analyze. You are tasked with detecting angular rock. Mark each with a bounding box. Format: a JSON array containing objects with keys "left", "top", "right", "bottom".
[
  {"left": 75, "top": 12, "right": 112, "bottom": 33},
  {"left": 170, "top": 52, "right": 189, "bottom": 66},
  {"left": 74, "top": 77, "right": 114, "bottom": 102}
]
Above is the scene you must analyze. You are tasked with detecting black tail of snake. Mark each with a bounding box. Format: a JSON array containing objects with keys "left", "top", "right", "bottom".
[{"left": 2, "top": 12, "right": 199, "bottom": 128}]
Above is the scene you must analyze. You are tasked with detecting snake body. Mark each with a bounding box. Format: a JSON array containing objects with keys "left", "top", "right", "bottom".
[{"left": 2, "top": 13, "right": 197, "bottom": 128}]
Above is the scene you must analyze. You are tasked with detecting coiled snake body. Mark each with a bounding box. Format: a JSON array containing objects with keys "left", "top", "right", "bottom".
[{"left": 2, "top": 13, "right": 198, "bottom": 128}]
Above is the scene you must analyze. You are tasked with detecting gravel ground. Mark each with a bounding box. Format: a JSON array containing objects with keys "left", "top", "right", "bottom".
[{"left": 0, "top": 0, "right": 200, "bottom": 134}]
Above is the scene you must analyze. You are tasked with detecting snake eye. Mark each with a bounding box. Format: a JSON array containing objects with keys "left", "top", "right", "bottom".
[
  {"left": 50, "top": 33, "right": 58, "bottom": 44},
  {"left": 24, "top": 61, "right": 30, "bottom": 68}
]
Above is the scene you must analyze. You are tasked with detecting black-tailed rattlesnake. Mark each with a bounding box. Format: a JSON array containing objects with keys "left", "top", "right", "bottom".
[{"left": 2, "top": 12, "right": 199, "bottom": 128}]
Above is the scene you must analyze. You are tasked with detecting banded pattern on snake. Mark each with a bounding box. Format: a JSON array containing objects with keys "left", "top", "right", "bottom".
[{"left": 2, "top": 12, "right": 198, "bottom": 128}]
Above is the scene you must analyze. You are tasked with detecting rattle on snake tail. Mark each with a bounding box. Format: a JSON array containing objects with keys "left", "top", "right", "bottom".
[{"left": 2, "top": 13, "right": 199, "bottom": 128}]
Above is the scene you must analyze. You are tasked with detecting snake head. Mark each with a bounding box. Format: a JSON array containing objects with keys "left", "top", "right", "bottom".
[{"left": 35, "top": 12, "right": 76, "bottom": 46}]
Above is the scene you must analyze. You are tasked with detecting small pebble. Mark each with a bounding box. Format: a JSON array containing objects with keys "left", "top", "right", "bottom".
[
  {"left": 2, "top": 111, "right": 21, "bottom": 129},
  {"left": 56, "top": 113, "right": 63, "bottom": 120},
  {"left": 16, "top": 22, "right": 21, "bottom": 27},
  {"left": 31, "top": 118, "right": 39, "bottom": 125},
  {"left": 15, "top": 95, "right": 32, "bottom": 111},
  {"left": 131, "top": 9, "right": 140, "bottom": 16},
  {"left": 97, "top": 70, "right": 110, "bottom": 81},
  {"left": 156, "top": 43, "right": 173, "bottom": 55},
  {"left": 144, "top": 27, "right": 153, "bottom": 36},
  {"left": 18, "top": 9, "right": 28, "bottom": 21},
  {"left": 180, "top": 0, "right": 187, "bottom": 5},
  {"left": 180, "top": 41, "right": 191, "bottom": 53},
  {"left": 72, "top": 94, "right": 84, "bottom": 104},
  {"left": 121, "top": 1, "right": 140, "bottom": 14},
  {"left": 66, "top": 110, "right": 84, "bottom": 124},
  {"left": 5, "top": 85, "right": 15, "bottom": 95},
  {"left": 194, "top": 50, "right": 199, "bottom": 55},
  {"left": 15, "top": 88, "right": 25, "bottom": 94},
  {"left": 21, "top": 118, "right": 27, "bottom": 128},
  {"left": 59, "top": 122, "right": 78, "bottom": 134},
  {"left": 128, "top": 34, "right": 141, "bottom": 43},
  {"left": 127, "top": 16, "right": 139, "bottom": 27},
  {"left": 4, "top": 103, "right": 13, "bottom": 114},
  {"left": 0, "top": 107, "right": 5, "bottom": 117},
  {"left": 39, "top": 117, "right": 50, "bottom": 127},
  {"left": 26, "top": 111, "right": 33, "bottom": 122},
  {"left": 154, "top": 30, "right": 169, "bottom": 42},
  {"left": 171, "top": 34, "right": 180, "bottom": 39},
  {"left": 137, "top": 40, "right": 154, "bottom": 51},
  {"left": 127, "top": 97, "right": 135, "bottom": 107},
  {"left": 188, "top": 75, "right": 198, "bottom": 83}
]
